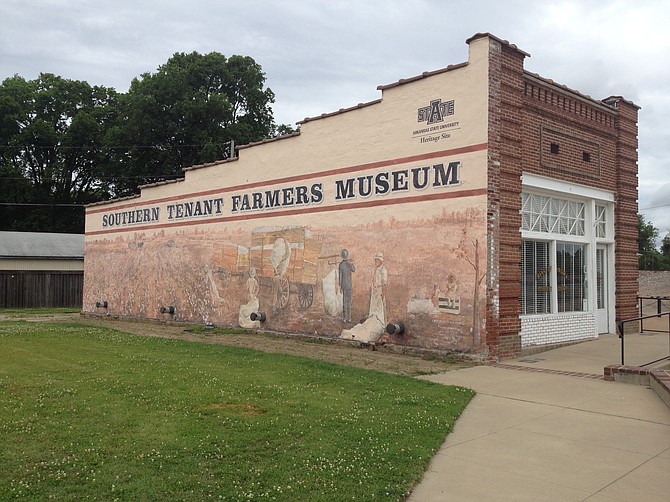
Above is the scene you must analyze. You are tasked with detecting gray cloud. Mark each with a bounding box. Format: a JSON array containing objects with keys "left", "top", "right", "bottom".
[{"left": 2, "top": 0, "right": 669, "bottom": 237}]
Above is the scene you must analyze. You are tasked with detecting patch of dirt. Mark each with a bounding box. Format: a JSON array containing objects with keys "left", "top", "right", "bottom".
[
  {"left": 0, "top": 313, "right": 472, "bottom": 377},
  {"left": 4, "top": 271, "right": 668, "bottom": 373}
]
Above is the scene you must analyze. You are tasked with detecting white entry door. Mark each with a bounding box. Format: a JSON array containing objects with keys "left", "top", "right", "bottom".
[{"left": 596, "top": 246, "right": 610, "bottom": 334}]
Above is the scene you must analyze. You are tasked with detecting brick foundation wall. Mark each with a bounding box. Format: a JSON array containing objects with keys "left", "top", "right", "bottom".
[{"left": 521, "top": 313, "right": 596, "bottom": 347}]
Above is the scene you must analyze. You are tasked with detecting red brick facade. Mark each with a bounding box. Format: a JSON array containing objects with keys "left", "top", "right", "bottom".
[{"left": 474, "top": 33, "right": 640, "bottom": 360}]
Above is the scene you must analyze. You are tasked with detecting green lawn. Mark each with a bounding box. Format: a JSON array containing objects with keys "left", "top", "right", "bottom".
[
  {"left": 0, "top": 307, "right": 81, "bottom": 317},
  {"left": 0, "top": 321, "right": 474, "bottom": 501}
]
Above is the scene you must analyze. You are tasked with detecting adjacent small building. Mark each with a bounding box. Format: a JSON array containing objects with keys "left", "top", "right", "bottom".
[
  {"left": 0, "top": 231, "right": 84, "bottom": 308},
  {"left": 82, "top": 33, "right": 639, "bottom": 360}
]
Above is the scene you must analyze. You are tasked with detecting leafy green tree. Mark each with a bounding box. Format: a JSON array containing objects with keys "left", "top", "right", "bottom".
[
  {"left": 661, "top": 233, "right": 670, "bottom": 261},
  {"left": 0, "top": 80, "right": 32, "bottom": 228},
  {"left": 107, "top": 52, "right": 278, "bottom": 196},
  {"left": 638, "top": 214, "right": 669, "bottom": 270},
  {"left": 1, "top": 53, "right": 290, "bottom": 231},
  {"left": 0, "top": 163, "right": 32, "bottom": 231},
  {"left": 275, "top": 123, "right": 298, "bottom": 137},
  {"left": 0, "top": 74, "right": 119, "bottom": 232}
]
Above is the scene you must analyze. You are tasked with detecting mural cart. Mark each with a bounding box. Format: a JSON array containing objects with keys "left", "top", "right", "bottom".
[{"left": 249, "top": 227, "right": 322, "bottom": 310}]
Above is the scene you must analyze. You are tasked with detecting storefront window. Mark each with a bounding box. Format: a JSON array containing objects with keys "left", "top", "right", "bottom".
[
  {"left": 521, "top": 240, "right": 550, "bottom": 315},
  {"left": 521, "top": 240, "right": 586, "bottom": 314},
  {"left": 556, "top": 243, "right": 585, "bottom": 312}
]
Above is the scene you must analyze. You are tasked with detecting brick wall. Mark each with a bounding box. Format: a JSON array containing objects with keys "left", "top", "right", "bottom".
[
  {"left": 521, "top": 313, "right": 596, "bottom": 347},
  {"left": 520, "top": 87, "right": 639, "bottom": 337},
  {"left": 475, "top": 33, "right": 639, "bottom": 360},
  {"left": 478, "top": 34, "right": 526, "bottom": 361},
  {"left": 608, "top": 98, "right": 640, "bottom": 329}
]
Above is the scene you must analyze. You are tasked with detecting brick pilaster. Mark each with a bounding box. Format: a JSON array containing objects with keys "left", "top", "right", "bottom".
[{"left": 468, "top": 34, "right": 528, "bottom": 360}]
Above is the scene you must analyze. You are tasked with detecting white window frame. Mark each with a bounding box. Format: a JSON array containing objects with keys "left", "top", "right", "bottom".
[
  {"left": 521, "top": 239, "right": 551, "bottom": 315},
  {"left": 520, "top": 173, "right": 615, "bottom": 319},
  {"left": 521, "top": 192, "right": 586, "bottom": 236},
  {"left": 594, "top": 204, "right": 607, "bottom": 239}
]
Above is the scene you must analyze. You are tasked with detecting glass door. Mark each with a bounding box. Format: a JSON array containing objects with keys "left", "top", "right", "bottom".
[{"left": 596, "top": 246, "right": 609, "bottom": 334}]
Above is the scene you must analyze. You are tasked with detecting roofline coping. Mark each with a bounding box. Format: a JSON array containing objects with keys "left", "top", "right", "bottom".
[
  {"left": 602, "top": 95, "right": 642, "bottom": 111},
  {"left": 524, "top": 71, "right": 640, "bottom": 112},
  {"left": 296, "top": 99, "right": 382, "bottom": 125},
  {"left": 376, "top": 62, "right": 469, "bottom": 92},
  {"left": 86, "top": 194, "right": 140, "bottom": 208},
  {"left": 84, "top": 179, "right": 184, "bottom": 208},
  {"left": 237, "top": 131, "right": 301, "bottom": 150},
  {"left": 466, "top": 32, "right": 531, "bottom": 57}
]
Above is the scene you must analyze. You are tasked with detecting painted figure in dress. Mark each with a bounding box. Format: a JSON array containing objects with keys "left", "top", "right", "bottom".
[
  {"left": 239, "top": 267, "right": 261, "bottom": 328},
  {"left": 369, "top": 251, "right": 387, "bottom": 325},
  {"left": 340, "top": 251, "right": 388, "bottom": 342}
]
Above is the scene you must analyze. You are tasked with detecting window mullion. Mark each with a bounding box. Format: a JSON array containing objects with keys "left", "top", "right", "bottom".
[{"left": 550, "top": 240, "right": 557, "bottom": 314}]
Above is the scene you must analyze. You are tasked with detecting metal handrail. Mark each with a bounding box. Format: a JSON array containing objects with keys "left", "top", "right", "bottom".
[
  {"left": 617, "top": 312, "right": 670, "bottom": 367},
  {"left": 638, "top": 296, "right": 670, "bottom": 333}
]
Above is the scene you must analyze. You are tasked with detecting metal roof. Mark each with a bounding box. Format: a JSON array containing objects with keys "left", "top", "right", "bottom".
[{"left": 0, "top": 231, "right": 84, "bottom": 259}]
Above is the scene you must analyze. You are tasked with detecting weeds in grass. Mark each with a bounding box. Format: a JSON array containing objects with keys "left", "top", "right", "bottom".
[
  {"left": 183, "top": 324, "right": 250, "bottom": 335},
  {"left": 0, "top": 321, "right": 474, "bottom": 501}
]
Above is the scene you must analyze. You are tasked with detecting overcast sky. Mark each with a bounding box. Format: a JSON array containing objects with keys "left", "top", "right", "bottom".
[{"left": 2, "top": 0, "right": 669, "bottom": 239}]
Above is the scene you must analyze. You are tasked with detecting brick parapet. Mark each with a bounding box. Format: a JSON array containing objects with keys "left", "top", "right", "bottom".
[
  {"left": 484, "top": 36, "right": 526, "bottom": 360},
  {"left": 485, "top": 36, "right": 503, "bottom": 360},
  {"left": 613, "top": 100, "right": 640, "bottom": 321}
]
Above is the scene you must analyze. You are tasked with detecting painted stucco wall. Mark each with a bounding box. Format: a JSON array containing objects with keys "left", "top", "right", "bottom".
[{"left": 84, "top": 39, "right": 492, "bottom": 354}]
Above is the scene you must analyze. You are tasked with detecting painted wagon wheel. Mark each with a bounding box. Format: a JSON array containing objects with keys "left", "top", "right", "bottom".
[
  {"left": 276, "top": 275, "right": 290, "bottom": 310},
  {"left": 298, "top": 283, "right": 314, "bottom": 309}
]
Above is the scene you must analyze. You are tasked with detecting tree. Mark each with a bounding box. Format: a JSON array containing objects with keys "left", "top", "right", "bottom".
[
  {"left": 637, "top": 214, "right": 669, "bottom": 270},
  {"left": 1, "top": 53, "right": 288, "bottom": 231},
  {"left": 107, "top": 52, "right": 277, "bottom": 196},
  {"left": 661, "top": 233, "right": 670, "bottom": 262},
  {"left": 0, "top": 74, "right": 119, "bottom": 233}
]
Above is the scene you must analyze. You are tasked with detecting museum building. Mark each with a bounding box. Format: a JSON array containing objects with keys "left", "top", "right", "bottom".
[{"left": 83, "top": 33, "right": 639, "bottom": 361}]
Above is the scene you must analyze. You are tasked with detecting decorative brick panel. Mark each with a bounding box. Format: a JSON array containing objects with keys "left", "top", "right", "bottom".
[{"left": 540, "top": 126, "right": 602, "bottom": 179}]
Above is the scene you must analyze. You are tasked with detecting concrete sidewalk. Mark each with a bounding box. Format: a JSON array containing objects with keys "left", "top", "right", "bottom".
[{"left": 408, "top": 334, "right": 670, "bottom": 501}]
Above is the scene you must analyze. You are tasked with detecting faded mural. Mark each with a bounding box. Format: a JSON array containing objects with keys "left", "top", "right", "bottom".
[
  {"left": 84, "top": 205, "right": 487, "bottom": 352},
  {"left": 83, "top": 33, "right": 496, "bottom": 354}
]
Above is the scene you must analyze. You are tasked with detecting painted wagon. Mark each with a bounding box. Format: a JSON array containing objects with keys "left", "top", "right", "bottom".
[
  {"left": 212, "top": 243, "right": 249, "bottom": 273},
  {"left": 249, "top": 226, "right": 322, "bottom": 310}
]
